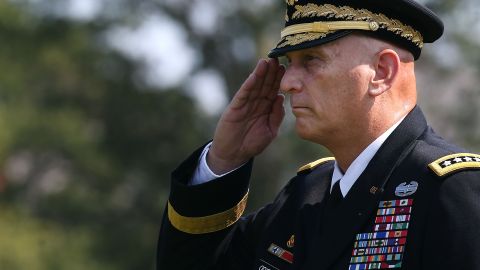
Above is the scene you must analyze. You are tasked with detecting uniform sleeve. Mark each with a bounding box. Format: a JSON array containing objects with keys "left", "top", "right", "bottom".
[
  {"left": 421, "top": 170, "right": 480, "bottom": 269},
  {"left": 156, "top": 145, "right": 266, "bottom": 270},
  {"left": 190, "top": 142, "right": 247, "bottom": 186}
]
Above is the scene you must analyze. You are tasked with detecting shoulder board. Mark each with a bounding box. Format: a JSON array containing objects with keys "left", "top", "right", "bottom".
[
  {"left": 297, "top": 157, "right": 335, "bottom": 174},
  {"left": 428, "top": 153, "right": 480, "bottom": 177}
]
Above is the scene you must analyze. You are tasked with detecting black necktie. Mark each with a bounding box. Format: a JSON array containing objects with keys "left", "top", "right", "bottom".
[
  {"left": 319, "top": 180, "right": 344, "bottom": 232},
  {"left": 328, "top": 180, "right": 343, "bottom": 207}
]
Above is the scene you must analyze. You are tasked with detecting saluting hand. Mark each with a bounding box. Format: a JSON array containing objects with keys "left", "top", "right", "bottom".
[{"left": 207, "top": 58, "right": 286, "bottom": 175}]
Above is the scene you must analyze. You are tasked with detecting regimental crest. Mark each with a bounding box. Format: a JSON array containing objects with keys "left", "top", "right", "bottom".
[{"left": 395, "top": 181, "right": 418, "bottom": 197}]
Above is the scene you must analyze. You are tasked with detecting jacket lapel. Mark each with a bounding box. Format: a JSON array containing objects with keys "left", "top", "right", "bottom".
[
  {"left": 292, "top": 162, "right": 333, "bottom": 270},
  {"left": 311, "top": 106, "right": 429, "bottom": 270}
]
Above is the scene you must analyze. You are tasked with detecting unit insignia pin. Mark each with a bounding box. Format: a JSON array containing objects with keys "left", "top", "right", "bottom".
[
  {"left": 395, "top": 181, "right": 418, "bottom": 197},
  {"left": 287, "top": 234, "right": 295, "bottom": 248}
]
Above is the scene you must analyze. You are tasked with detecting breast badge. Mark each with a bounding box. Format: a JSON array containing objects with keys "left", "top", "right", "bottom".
[
  {"left": 267, "top": 243, "right": 294, "bottom": 264},
  {"left": 348, "top": 199, "right": 414, "bottom": 269},
  {"left": 394, "top": 181, "right": 418, "bottom": 197}
]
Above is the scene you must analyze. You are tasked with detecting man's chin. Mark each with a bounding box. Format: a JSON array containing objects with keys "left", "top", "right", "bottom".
[
  {"left": 294, "top": 121, "right": 329, "bottom": 145},
  {"left": 294, "top": 123, "right": 312, "bottom": 140}
]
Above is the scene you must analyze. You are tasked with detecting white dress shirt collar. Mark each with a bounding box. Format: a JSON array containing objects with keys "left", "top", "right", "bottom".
[{"left": 331, "top": 116, "right": 406, "bottom": 197}]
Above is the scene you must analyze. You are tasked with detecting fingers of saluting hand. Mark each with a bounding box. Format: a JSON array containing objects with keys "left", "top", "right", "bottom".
[
  {"left": 268, "top": 62, "right": 286, "bottom": 101},
  {"left": 231, "top": 58, "right": 284, "bottom": 109},
  {"left": 258, "top": 58, "right": 281, "bottom": 99}
]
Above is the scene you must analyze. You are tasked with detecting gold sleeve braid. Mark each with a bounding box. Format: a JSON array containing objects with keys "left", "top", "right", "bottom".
[{"left": 167, "top": 192, "right": 248, "bottom": 234}]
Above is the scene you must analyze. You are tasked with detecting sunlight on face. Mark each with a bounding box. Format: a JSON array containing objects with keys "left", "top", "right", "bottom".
[{"left": 280, "top": 35, "right": 377, "bottom": 145}]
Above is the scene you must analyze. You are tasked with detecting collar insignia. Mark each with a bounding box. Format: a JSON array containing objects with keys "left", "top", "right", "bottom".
[{"left": 287, "top": 234, "right": 295, "bottom": 248}]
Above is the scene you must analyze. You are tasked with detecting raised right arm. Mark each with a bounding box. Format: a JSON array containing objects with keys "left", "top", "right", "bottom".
[{"left": 156, "top": 59, "right": 286, "bottom": 269}]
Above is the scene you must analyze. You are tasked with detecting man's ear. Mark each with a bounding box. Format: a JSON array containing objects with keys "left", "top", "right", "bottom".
[{"left": 369, "top": 49, "right": 400, "bottom": 96}]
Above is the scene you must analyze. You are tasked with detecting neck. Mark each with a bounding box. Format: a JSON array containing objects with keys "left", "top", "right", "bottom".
[
  {"left": 327, "top": 109, "right": 410, "bottom": 172},
  {"left": 328, "top": 134, "right": 376, "bottom": 172}
]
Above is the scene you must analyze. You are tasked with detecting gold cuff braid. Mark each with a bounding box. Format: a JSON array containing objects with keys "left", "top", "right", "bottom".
[{"left": 168, "top": 192, "right": 248, "bottom": 234}]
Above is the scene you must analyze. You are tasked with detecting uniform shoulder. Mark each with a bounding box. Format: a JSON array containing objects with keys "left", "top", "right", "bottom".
[
  {"left": 428, "top": 153, "right": 480, "bottom": 177},
  {"left": 297, "top": 157, "right": 335, "bottom": 174}
]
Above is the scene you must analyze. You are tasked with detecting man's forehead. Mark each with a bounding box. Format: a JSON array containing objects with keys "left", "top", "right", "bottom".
[
  {"left": 283, "top": 34, "right": 369, "bottom": 58},
  {"left": 284, "top": 47, "right": 326, "bottom": 57}
]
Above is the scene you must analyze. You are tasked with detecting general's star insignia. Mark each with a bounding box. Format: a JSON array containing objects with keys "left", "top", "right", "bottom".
[{"left": 429, "top": 153, "right": 480, "bottom": 176}]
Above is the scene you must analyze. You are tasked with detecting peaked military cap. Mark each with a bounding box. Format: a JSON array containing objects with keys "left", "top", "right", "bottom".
[{"left": 268, "top": 0, "right": 444, "bottom": 60}]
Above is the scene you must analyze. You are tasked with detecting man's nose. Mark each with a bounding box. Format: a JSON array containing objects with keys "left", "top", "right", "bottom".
[{"left": 280, "top": 66, "right": 302, "bottom": 94}]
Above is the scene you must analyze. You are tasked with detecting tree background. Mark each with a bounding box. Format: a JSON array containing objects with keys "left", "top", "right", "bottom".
[{"left": 0, "top": 0, "right": 478, "bottom": 269}]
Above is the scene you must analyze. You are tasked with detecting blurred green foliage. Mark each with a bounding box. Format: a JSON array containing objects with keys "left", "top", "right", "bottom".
[
  {"left": 0, "top": 206, "right": 113, "bottom": 270},
  {"left": 0, "top": 1, "right": 211, "bottom": 269},
  {"left": 0, "top": 0, "right": 479, "bottom": 269}
]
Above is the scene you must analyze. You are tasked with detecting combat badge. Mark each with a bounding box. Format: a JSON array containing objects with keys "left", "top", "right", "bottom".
[{"left": 394, "top": 181, "right": 418, "bottom": 197}]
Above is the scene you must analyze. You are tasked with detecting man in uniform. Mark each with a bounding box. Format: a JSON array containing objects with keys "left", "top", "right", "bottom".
[{"left": 157, "top": 0, "right": 480, "bottom": 269}]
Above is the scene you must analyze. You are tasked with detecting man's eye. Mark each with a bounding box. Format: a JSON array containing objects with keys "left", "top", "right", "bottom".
[{"left": 304, "top": 55, "right": 317, "bottom": 62}]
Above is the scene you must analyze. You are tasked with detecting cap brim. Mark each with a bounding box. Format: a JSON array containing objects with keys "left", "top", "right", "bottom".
[{"left": 268, "top": 30, "right": 353, "bottom": 58}]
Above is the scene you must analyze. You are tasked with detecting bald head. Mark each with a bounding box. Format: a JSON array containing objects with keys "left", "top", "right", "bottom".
[
  {"left": 358, "top": 33, "right": 414, "bottom": 62},
  {"left": 354, "top": 33, "right": 417, "bottom": 115}
]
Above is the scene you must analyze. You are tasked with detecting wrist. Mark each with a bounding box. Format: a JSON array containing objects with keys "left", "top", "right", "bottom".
[{"left": 206, "top": 150, "right": 247, "bottom": 175}]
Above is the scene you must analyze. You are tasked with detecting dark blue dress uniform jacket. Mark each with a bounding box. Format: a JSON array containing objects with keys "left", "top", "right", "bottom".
[{"left": 157, "top": 106, "right": 480, "bottom": 270}]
